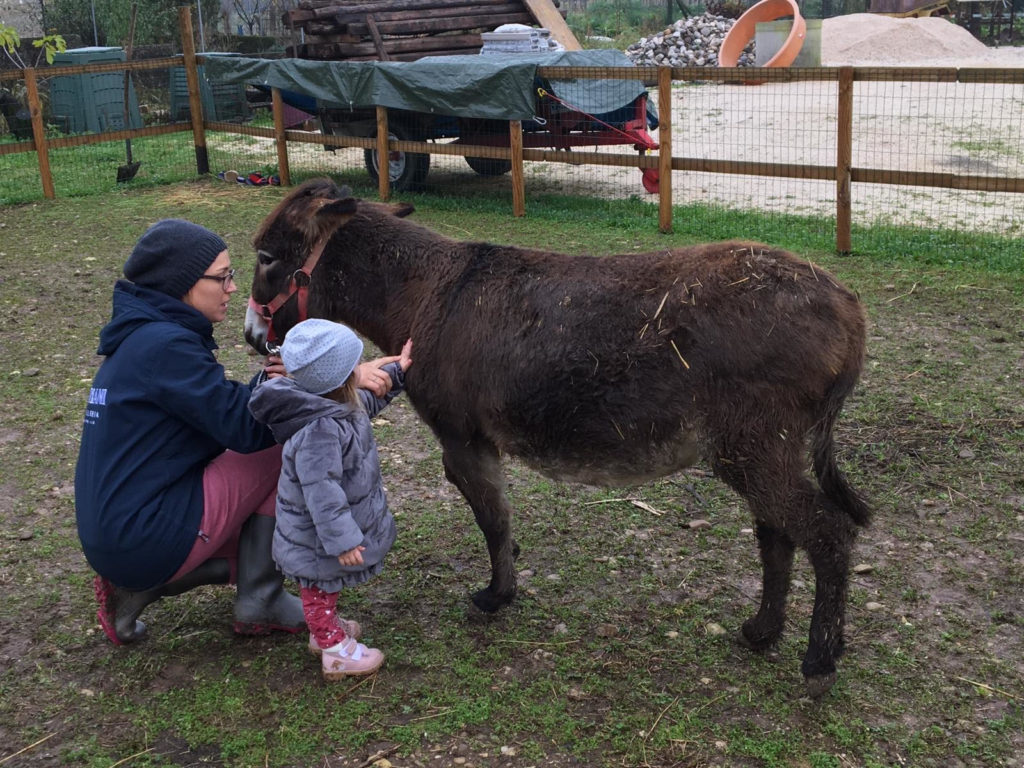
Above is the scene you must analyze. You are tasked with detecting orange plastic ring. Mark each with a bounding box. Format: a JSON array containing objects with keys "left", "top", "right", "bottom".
[{"left": 718, "top": 0, "right": 806, "bottom": 73}]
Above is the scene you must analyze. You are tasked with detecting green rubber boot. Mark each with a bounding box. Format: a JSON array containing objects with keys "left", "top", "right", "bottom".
[
  {"left": 94, "top": 558, "right": 230, "bottom": 645},
  {"left": 232, "top": 514, "right": 306, "bottom": 635}
]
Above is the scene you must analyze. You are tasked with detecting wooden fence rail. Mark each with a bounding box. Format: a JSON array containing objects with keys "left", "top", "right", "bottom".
[{"left": 3, "top": 6, "right": 1023, "bottom": 252}]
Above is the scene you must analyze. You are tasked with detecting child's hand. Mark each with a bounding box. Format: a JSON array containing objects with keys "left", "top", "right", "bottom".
[
  {"left": 398, "top": 338, "right": 413, "bottom": 372},
  {"left": 338, "top": 546, "right": 365, "bottom": 567},
  {"left": 354, "top": 339, "right": 413, "bottom": 393}
]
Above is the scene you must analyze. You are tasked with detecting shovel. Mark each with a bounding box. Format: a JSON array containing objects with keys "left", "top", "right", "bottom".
[{"left": 117, "top": 3, "right": 141, "bottom": 183}]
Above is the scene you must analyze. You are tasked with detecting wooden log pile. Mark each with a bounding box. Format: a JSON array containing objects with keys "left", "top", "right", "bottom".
[{"left": 282, "top": 0, "right": 570, "bottom": 61}]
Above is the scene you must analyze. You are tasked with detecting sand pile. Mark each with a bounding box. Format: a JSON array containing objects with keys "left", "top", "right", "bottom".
[{"left": 820, "top": 13, "right": 1024, "bottom": 66}]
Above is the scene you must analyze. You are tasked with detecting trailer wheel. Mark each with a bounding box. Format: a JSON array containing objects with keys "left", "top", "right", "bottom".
[
  {"left": 364, "top": 122, "right": 430, "bottom": 192},
  {"left": 465, "top": 156, "right": 512, "bottom": 176},
  {"left": 460, "top": 118, "right": 512, "bottom": 176}
]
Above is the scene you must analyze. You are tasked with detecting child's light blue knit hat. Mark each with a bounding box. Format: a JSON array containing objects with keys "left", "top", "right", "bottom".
[{"left": 281, "top": 319, "right": 364, "bottom": 395}]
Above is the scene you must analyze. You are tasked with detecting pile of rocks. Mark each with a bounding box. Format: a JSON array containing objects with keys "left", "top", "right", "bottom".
[{"left": 624, "top": 13, "right": 753, "bottom": 68}]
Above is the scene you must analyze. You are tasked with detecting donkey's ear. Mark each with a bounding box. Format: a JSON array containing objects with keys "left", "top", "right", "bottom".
[
  {"left": 321, "top": 197, "right": 358, "bottom": 217},
  {"left": 311, "top": 196, "right": 358, "bottom": 241},
  {"left": 389, "top": 202, "right": 415, "bottom": 218}
]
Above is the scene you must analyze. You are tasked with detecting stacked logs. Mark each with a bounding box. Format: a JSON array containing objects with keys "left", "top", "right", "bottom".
[{"left": 283, "top": 0, "right": 567, "bottom": 61}]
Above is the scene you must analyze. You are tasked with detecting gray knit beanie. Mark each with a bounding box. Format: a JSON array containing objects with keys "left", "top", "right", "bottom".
[
  {"left": 281, "top": 319, "right": 364, "bottom": 395},
  {"left": 124, "top": 219, "right": 228, "bottom": 299}
]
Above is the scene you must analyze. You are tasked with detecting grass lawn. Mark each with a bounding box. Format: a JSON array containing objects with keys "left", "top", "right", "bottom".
[{"left": 0, "top": 179, "right": 1021, "bottom": 767}]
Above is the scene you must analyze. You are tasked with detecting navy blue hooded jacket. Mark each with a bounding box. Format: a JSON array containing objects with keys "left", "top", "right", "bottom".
[{"left": 74, "top": 280, "right": 275, "bottom": 590}]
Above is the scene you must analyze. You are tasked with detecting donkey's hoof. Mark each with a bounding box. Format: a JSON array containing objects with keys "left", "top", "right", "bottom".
[
  {"left": 470, "top": 587, "right": 513, "bottom": 614},
  {"left": 738, "top": 620, "right": 783, "bottom": 652},
  {"left": 735, "top": 631, "right": 781, "bottom": 661},
  {"left": 804, "top": 671, "right": 837, "bottom": 699}
]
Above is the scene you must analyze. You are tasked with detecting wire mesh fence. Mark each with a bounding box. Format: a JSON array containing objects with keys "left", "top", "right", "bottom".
[
  {"left": 1, "top": 54, "right": 208, "bottom": 200},
  {"left": 847, "top": 73, "right": 1024, "bottom": 233},
  {"left": 657, "top": 71, "right": 1024, "bottom": 235},
  {"left": 3, "top": 54, "right": 1023, "bottom": 249}
]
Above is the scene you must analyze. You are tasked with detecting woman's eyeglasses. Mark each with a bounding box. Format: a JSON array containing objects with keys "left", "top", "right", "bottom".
[{"left": 198, "top": 268, "right": 236, "bottom": 289}]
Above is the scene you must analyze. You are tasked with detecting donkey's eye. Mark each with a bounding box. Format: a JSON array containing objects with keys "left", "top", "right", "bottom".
[{"left": 257, "top": 249, "right": 276, "bottom": 266}]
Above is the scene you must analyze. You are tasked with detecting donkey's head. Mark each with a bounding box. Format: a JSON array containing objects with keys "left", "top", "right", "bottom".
[{"left": 244, "top": 178, "right": 358, "bottom": 353}]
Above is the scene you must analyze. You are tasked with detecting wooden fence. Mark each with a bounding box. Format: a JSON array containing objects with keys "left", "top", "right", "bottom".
[{"left": 2, "top": 7, "right": 1023, "bottom": 252}]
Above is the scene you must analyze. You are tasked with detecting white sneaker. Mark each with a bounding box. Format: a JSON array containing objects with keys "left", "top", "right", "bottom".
[
  {"left": 307, "top": 618, "right": 362, "bottom": 656},
  {"left": 321, "top": 638, "right": 384, "bottom": 680}
]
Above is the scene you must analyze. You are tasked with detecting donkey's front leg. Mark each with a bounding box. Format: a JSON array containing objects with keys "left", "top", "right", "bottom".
[
  {"left": 741, "top": 523, "right": 796, "bottom": 650},
  {"left": 441, "top": 438, "right": 517, "bottom": 612}
]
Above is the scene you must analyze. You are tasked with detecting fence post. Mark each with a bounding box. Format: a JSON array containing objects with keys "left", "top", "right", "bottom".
[
  {"left": 179, "top": 5, "right": 209, "bottom": 175},
  {"left": 836, "top": 67, "right": 853, "bottom": 254},
  {"left": 271, "top": 88, "right": 291, "bottom": 186},
  {"left": 376, "top": 105, "right": 390, "bottom": 201},
  {"left": 658, "top": 65, "right": 672, "bottom": 234},
  {"left": 511, "top": 120, "right": 525, "bottom": 217},
  {"left": 23, "top": 68, "right": 55, "bottom": 199}
]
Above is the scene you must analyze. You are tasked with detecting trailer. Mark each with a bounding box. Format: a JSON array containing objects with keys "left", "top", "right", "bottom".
[{"left": 208, "top": 50, "right": 660, "bottom": 193}]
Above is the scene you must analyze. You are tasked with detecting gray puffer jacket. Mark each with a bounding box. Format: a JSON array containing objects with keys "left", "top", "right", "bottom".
[{"left": 248, "top": 364, "right": 405, "bottom": 591}]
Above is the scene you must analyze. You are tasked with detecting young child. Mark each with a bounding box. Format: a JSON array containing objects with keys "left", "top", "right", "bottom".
[{"left": 249, "top": 319, "right": 412, "bottom": 680}]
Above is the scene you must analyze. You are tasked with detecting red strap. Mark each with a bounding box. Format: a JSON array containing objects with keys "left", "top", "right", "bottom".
[
  {"left": 251, "top": 237, "right": 327, "bottom": 342},
  {"left": 538, "top": 87, "right": 652, "bottom": 146}
]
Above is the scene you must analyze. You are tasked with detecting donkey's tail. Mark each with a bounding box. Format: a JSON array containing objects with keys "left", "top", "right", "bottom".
[{"left": 812, "top": 367, "right": 871, "bottom": 528}]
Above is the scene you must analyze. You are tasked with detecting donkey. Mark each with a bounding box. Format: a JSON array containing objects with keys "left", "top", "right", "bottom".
[{"left": 245, "top": 178, "right": 870, "bottom": 696}]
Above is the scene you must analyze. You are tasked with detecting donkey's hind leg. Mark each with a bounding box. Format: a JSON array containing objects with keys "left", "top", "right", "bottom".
[
  {"left": 799, "top": 501, "right": 858, "bottom": 697},
  {"left": 441, "top": 437, "right": 518, "bottom": 613},
  {"left": 713, "top": 453, "right": 801, "bottom": 652},
  {"left": 713, "top": 431, "right": 853, "bottom": 695}
]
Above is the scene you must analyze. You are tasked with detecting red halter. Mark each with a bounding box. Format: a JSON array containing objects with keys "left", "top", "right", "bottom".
[{"left": 248, "top": 238, "right": 327, "bottom": 344}]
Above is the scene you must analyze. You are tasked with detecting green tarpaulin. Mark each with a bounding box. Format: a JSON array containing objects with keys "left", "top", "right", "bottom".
[{"left": 203, "top": 50, "right": 649, "bottom": 122}]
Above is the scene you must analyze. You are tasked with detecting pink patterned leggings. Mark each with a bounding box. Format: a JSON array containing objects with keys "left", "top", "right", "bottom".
[{"left": 301, "top": 586, "right": 349, "bottom": 649}]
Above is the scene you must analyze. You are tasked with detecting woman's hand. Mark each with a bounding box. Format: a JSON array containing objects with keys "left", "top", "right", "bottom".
[
  {"left": 354, "top": 362, "right": 392, "bottom": 396},
  {"left": 262, "top": 353, "right": 287, "bottom": 380},
  {"left": 338, "top": 546, "right": 365, "bottom": 567}
]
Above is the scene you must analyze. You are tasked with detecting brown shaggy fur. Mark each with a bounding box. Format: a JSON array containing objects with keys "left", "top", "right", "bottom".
[{"left": 246, "top": 178, "right": 870, "bottom": 696}]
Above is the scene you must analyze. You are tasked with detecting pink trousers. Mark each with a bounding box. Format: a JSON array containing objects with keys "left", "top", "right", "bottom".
[{"left": 170, "top": 444, "right": 283, "bottom": 582}]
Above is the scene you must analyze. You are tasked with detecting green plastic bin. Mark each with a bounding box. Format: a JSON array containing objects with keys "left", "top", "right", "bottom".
[
  {"left": 169, "top": 52, "right": 249, "bottom": 123},
  {"left": 50, "top": 47, "right": 142, "bottom": 134}
]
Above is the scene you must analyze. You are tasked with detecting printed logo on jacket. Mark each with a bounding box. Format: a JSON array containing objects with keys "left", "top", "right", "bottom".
[{"left": 84, "top": 387, "right": 107, "bottom": 426}]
